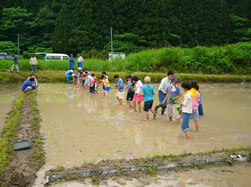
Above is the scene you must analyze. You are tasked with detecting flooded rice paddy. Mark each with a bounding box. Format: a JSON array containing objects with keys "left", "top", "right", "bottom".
[
  {"left": 38, "top": 83, "right": 251, "bottom": 169},
  {"left": 0, "top": 85, "right": 19, "bottom": 133}
]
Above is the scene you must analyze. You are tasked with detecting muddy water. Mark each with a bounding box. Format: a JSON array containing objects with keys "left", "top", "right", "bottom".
[
  {"left": 54, "top": 162, "right": 251, "bottom": 186},
  {"left": 38, "top": 83, "right": 251, "bottom": 169},
  {"left": 0, "top": 85, "right": 19, "bottom": 133}
]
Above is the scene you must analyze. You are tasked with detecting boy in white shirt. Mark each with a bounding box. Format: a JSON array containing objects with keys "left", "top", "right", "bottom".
[{"left": 177, "top": 82, "right": 192, "bottom": 139}]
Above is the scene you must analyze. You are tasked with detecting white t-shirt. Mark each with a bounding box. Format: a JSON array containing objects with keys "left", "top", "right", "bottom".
[
  {"left": 135, "top": 80, "right": 143, "bottom": 94},
  {"left": 182, "top": 93, "right": 192, "bottom": 114},
  {"left": 158, "top": 77, "right": 171, "bottom": 91},
  {"left": 84, "top": 75, "right": 93, "bottom": 86},
  {"left": 78, "top": 56, "right": 84, "bottom": 63}
]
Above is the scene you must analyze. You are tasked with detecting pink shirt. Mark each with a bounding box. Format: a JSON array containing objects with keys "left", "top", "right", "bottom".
[{"left": 192, "top": 93, "right": 200, "bottom": 110}]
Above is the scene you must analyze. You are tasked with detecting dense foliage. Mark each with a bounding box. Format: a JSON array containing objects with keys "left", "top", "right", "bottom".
[
  {"left": 0, "top": 0, "right": 250, "bottom": 56},
  {"left": 0, "top": 42, "right": 250, "bottom": 74}
]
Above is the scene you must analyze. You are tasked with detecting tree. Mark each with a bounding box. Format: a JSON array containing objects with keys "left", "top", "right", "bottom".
[
  {"left": 0, "top": 7, "right": 36, "bottom": 52},
  {"left": 0, "top": 41, "right": 16, "bottom": 54}
]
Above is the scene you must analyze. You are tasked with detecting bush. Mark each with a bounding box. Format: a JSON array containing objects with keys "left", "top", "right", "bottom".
[
  {"left": 0, "top": 41, "right": 16, "bottom": 54},
  {"left": 0, "top": 42, "right": 250, "bottom": 74}
]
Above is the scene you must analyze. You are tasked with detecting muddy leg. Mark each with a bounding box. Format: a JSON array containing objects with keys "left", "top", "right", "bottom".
[
  {"left": 138, "top": 102, "right": 142, "bottom": 113},
  {"left": 150, "top": 109, "right": 156, "bottom": 119},
  {"left": 133, "top": 101, "right": 137, "bottom": 112},
  {"left": 194, "top": 120, "right": 199, "bottom": 131},
  {"left": 185, "top": 131, "right": 191, "bottom": 139},
  {"left": 146, "top": 112, "right": 150, "bottom": 120}
]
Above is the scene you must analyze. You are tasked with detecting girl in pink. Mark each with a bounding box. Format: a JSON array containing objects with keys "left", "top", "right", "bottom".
[
  {"left": 132, "top": 76, "right": 143, "bottom": 112},
  {"left": 190, "top": 80, "right": 200, "bottom": 131}
]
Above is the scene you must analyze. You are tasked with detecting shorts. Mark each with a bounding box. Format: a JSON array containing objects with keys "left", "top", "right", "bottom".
[
  {"left": 167, "top": 104, "right": 181, "bottom": 120},
  {"left": 126, "top": 91, "right": 135, "bottom": 101},
  {"left": 104, "top": 87, "right": 110, "bottom": 91},
  {"left": 134, "top": 94, "right": 143, "bottom": 102},
  {"left": 192, "top": 109, "right": 199, "bottom": 121},
  {"left": 182, "top": 113, "right": 192, "bottom": 132},
  {"left": 116, "top": 91, "right": 124, "bottom": 100},
  {"left": 144, "top": 100, "right": 153, "bottom": 112}
]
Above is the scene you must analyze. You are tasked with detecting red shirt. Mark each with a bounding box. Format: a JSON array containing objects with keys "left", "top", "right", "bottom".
[{"left": 93, "top": 77, "right": 98, "bottom": 84}]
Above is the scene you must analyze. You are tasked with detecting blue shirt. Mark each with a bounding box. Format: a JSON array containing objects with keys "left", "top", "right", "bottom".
[
  {"left": 142, "top": 84, "right": 154, "bottom": 102},
  {"left": 118, "top": 78, "right": 124, "bottom": 91},
  {"left": 21, "top": 80, "right": 36, "bottom": 91},
  {"left": 166, "top": 85, "right": 181, "bottom": 104},
  {"left": 69, "top": 57, "right": 75, "bottom": 63},
  {"left": 65, "top": 70, "right": 73, "bottom": 77}
]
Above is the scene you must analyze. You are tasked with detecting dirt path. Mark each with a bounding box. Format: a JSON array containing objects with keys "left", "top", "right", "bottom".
[{"left": 0, "top": 91, "right": 45, "bottom": 186}]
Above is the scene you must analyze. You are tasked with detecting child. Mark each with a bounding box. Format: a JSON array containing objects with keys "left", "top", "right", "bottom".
[
  {"left": 114, "top": 75, "right": 125, "bottom": 105},
  {"left": 90, "top": 73, "right": 98, "bottom": 94},
  {"left": 84, "top": 73, "right": 94, "bottom": 92},
  {"left": 76, "top": 67, "right": 83, "bottom": 87},
  {"left": 132, "top": 76, "right": 143, "bottom": 112},
  {"left": 191, "top": 80, "right": 200, "bottom": 131},
  {"left": 72, "top": 73, "right": 77, "bottom": 85},
  {"left": 126, "top": 75, "right": 135, "bottom": 109},
  {"left": 101, "top": 75, "right": 110, "bottom": 99},
  {"left": 162, "top": 77, "right": 182, "bottom": 124},
  {"left": 65, "top": 70, "right": 73, "bottom": 83},
  {"left": 177, "top": 82, "right": 192, "bottom": 139},
  {"left": 141, "top": 76, "right": 156, "bottom": 120}
]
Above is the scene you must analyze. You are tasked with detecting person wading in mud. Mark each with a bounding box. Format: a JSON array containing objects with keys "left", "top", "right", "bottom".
[{"left": 154, "top": 71, "right": 174, "bottom": 115}]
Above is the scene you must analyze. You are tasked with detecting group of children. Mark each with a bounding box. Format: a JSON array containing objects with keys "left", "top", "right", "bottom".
[{"left": 65, "top": 69, "right": 203, "bottom": 139}]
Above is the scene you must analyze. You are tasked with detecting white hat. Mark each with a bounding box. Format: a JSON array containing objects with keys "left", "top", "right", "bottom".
[
  {"left": 70, "top": 70, "right": 73, "bottom": 73},
  {"left": 78, "top": 67, "right": 82, "bottom": 70},
  {"left": 144, "top": 76, "right": 151, "bottom": 83},
  {"left": 72, "top": 74, "right": 75, "bottom": 76}
]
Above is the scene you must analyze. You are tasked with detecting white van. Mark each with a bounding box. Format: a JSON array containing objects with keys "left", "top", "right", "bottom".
[{"left": 44, "top": 53, "right": 69, "bottom": 61}]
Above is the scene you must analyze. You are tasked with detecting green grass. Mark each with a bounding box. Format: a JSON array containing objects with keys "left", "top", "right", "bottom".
[
  {"left": 0, "top": 42, "right": 250, "bottom": 74},
  {"left": 0, "top": 93, "right": 24, "bottom": 174}
]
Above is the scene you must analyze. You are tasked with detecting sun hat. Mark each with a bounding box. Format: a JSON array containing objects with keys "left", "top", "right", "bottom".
[
  {"left": 171, "top": 77, "right": 179, "bottom": 82},
  {"left": 144, "top": 76, "right": 151, "bottom": 83}
]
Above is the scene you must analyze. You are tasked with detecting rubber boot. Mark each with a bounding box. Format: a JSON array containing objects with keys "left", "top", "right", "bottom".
[
  {"left": 161, "top": 108, "right": 166, "bottom": 115},
  {"left": 154, "top": 105, "right": 160, "bottom": 114}
]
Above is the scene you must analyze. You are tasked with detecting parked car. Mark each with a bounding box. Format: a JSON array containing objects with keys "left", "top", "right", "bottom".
[
  {"left": 0, "top": 53, "right": 13, "bottom": 60},
  {"left": 35, "top": 53, "right": 69, "bottom": 61}
]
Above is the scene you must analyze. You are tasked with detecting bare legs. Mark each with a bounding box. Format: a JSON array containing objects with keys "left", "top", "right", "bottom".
[
  {"left": 194, "top": 120, "right": 199, "bottom": 131},
  {"left": 133, "top": 101, "right": 142, "bottom": 112}
]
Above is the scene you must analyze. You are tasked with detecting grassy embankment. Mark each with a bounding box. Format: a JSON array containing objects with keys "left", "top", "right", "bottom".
[
  {"left": 0, "top": 91, "right": 45, "bottom": 175},
  {"left": 0, "top": 42, "right": 250, "bottom": 74},
  {"left": 0, "top": 71, "right": 250, "bottom": 84}
]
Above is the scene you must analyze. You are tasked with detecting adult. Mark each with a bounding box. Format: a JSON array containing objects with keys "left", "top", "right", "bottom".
[
  {"left": 69, "top": 54, "right": 75, "bottom": 70},
  {"left": 77, "top": 53, "right": 84, "bottom": 69},
  {"left": 30, "top": 55, "right": 38, "bottom": 72},
  {"left": 27, "top": 74, "right": 38, "bottom": 87},
  {"left": 11, "top": 52, "right": 19, "bottom": 73},
  {"left": 154, "top": 71, "right": 174, "bottom": 115},
  {"left": 22, "top": 77, "right": 37, "bottom": 92}
]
